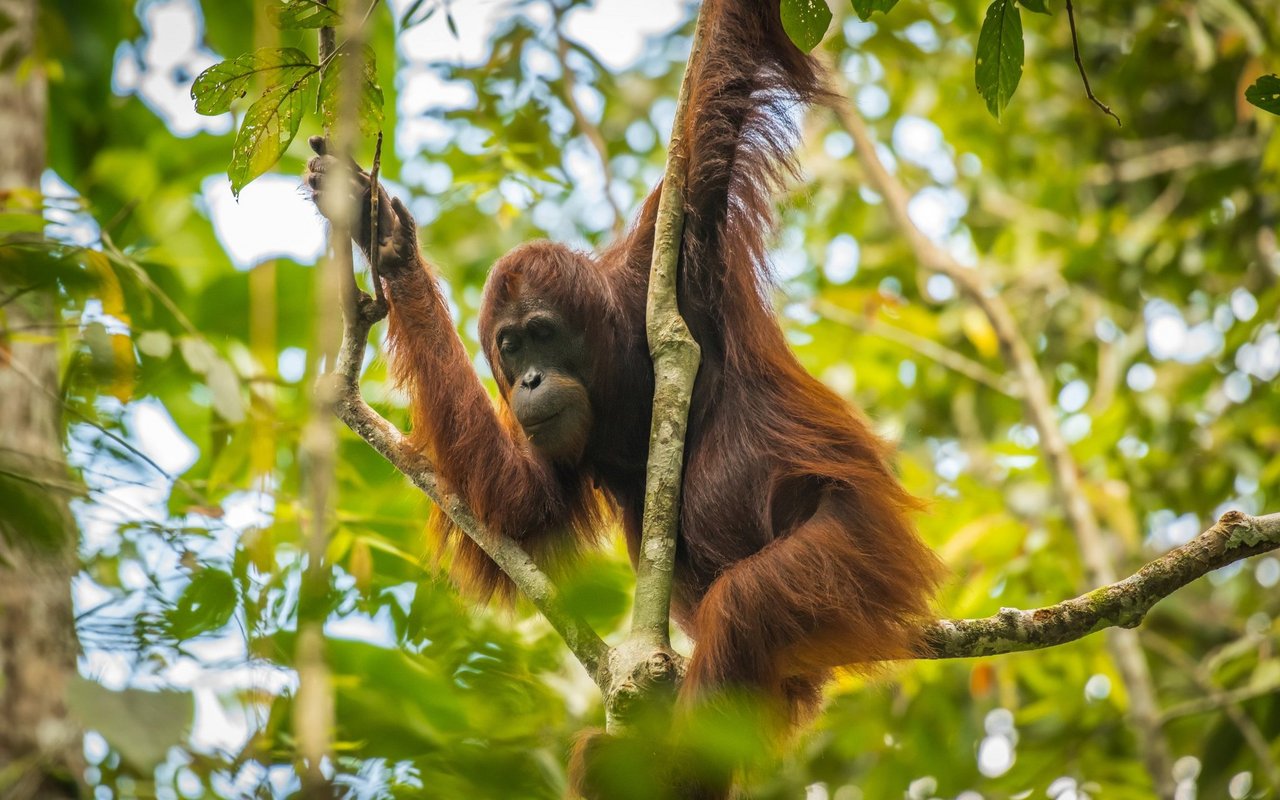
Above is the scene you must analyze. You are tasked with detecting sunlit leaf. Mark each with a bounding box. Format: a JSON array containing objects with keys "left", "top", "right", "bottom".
[
  {"left": 319, "top": 45, "right": 385, "bottom": 137},
  {"left": 975, "top": 0, "right": 1024, "bottom": 119},
  {"left": 851, "top": 0, "right": 898, "bottom": 21},
  {"left": 191, "top": 47, "right": 314, "bottom": 116},
  {"left": 1245, "top": 74, "right": 1280, "bottom": 115},
  {"left": 228, "top": 71, "right": 316, "bottom": 196},
  {"left": 781, "top": 0, "right": 832, "bottom": 53},
  {"left": 267, "top": 0, "right": 341, "bottom": 30}
]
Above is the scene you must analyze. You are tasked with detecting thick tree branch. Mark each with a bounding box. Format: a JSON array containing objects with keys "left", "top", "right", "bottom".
[
  {"left": 627, "top": 6, "right": 709, "bottom": 651},
  {"left": 923, "top": 511, "right": 1280, "bottom": 659},
  {"left": 837, "top": 99, "right": 1176, "bottom": 797},
  {"left": 325, "top": 301, "right": 610, "bottom": 684}
]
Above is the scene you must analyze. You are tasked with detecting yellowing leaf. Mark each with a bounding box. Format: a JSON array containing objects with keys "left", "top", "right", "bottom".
[
  {"left": 81, "top": 250, "right": 127, "bottom": 323},
  {"left": 961, "top": 307, "right": 1000, "bottom": 358},
  {"left": 349, "top": 537, "right": 373, "bottom": 594},
  {"left": 229, "top": 73, "right": 316, "bottom": 197}
]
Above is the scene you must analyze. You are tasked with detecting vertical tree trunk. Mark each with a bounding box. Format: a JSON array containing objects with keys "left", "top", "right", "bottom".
[{"left": 0, "top": 0, "right": 84, "bottom": 796}]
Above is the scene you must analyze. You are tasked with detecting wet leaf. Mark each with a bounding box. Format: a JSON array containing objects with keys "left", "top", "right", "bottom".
[
  {"left": 167, "top": 568, "right": 238, "bottom": 640},
  {"left": 191, "top": 47, "right": 314, "bottom": 116}
]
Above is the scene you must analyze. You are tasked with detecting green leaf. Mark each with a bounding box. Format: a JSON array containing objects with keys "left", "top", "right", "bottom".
[
  {"left": 228, "top": 71, "right": 315, "bottom": 196},
  {"left": 399, "top": 0, "right": 437, "bottom": 29},
  {"left": 780, "top": 0, "right": 832, "bottom": 52},
  {"left": 1016, "top": 0, "right": 1049, "bottom": 14},
  {"left": 190, "top": 47, "right": 314, "bottom": 116},
  {"left": 319, "top": 46, "right": 385, "bottom": 137},
  {"left": 975, "top": 0, "right": 1024, "bottom": 119},
  {"left": 1245, "top": 74, "right": 1280, "bottom": 115},
  {"left": 167, "top": 568, "right": 238, "bottom": 639},
  {"left": 850, "top": 0, "right": 899, "bottom": 21},
  {"left": 67, "top": 678, "right": 193, "bottom": 772},
  {"left": 267, "top": 0, "right": 341, "bottom": 29}
]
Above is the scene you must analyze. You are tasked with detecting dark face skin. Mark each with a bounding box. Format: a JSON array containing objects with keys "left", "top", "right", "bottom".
[{"left": 490, "top": 296, "right": 594, "bottom": 463}]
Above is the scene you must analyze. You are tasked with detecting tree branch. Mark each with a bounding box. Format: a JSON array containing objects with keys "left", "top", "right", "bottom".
[
  {"left": 1144, "top": 631, "right": 1280, "bottom": 790},
  {"left": 837, "top": 98, "right": 1176, "bottom": 797},
  {"left": 813, "top": 298, "right": 1021, "bottom": 397},
  {"left": 325, "top": 301, "right": 610, "bottom": 684},
  {"left": 922, "top": 511, "right": 1280, "bottom": 659},
  {"left": 627, "top": 4, "right": 708, "bottom": 653},
  {"left": 553, "top": 25, "right": 624, "bottom": 237}
]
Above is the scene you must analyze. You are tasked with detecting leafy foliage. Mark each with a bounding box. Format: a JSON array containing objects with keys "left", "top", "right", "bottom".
[
  {"left": 319, "top": 45, "right": 385, "bottom": 138},
  {"left": 850, "top": 0, "right": 899, "bottom": 22},
  {"left": 975, "top": 0, "right": 1025, "bottom": 119},
  {"left": 780, "top": 0, "right": 833, "bottom": 52},
  {"left": 13, "top": 0, "right": 1280, "bottom": 797},
  {"left": 191, "top": 47, "right": 314, "bottom": 116},
  {"left": 1246, "top": 75, "right": 1280, "bottom": 116},
  {"left": 266, "top": 0, "right": 341, "bottom": 30}
]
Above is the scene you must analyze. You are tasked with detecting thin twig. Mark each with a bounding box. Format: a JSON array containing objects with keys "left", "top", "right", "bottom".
[
  {"left": 813, "top": 298, "right": 1020, "bottom": 397},
  {"left": 554, "top": 27, "right": 624, "bottom": 237},
  {"left": 1144, "top": 631, "right": 1280, "bottom": 789},
  {"left": 368, "top": 131, "right": 386, "bottom": 309},
  {"left": 1064, "top": 0, "right": 1122, "bottom": 126},
  {"left": 325, "top": 301, "right": 610, "bottom": 682},
  {"left": 1086, "top": 137, "right": 1259, "bottom": 184}
]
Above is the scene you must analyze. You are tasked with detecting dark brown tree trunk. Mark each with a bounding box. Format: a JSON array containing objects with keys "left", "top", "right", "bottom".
[{"left": 0, "top": 0, "right": 84, "bottom": 796}]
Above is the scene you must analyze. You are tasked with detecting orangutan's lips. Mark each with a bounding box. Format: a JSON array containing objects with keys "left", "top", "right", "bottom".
[{"left": 523, "top": 411, "right": 561, "bottom": 433}]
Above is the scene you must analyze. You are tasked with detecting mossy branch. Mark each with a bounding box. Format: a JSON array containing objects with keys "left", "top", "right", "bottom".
[{"left": 922, "top": 511, "right": 1280, "bottom": 659}]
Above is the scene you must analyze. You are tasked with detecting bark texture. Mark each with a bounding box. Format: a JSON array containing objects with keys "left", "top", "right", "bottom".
[{"left": 0, "top": 0, "right": 83, "bottom": 796}]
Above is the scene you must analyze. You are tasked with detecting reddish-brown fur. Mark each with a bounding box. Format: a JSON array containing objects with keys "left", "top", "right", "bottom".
[{"left": 374, "top": 0, "right": 944, "bottom": 791}]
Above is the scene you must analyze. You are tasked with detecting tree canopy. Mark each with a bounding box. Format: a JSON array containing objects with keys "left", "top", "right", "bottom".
[{"left": 2, "top": 0, "right": 1279, "bottom": 798}]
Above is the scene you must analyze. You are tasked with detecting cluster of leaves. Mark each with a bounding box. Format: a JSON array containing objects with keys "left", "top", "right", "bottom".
[
  {"left": 190, "top": 0, "right": 384, "bottom": 196},
  {"left": 782, "top": 0, "right": 1280, "bottom": 124}
]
